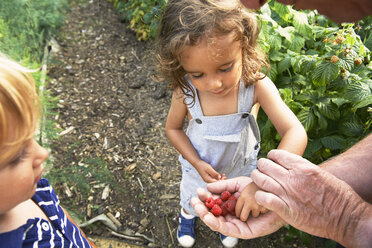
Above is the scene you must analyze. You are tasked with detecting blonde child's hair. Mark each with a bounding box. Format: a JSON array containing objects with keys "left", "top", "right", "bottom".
[
  {"left": 156, "top": 0, "right": 268, "bottom": 103},
  {"left": 0, "top": 56, "right": 40, "bottom": 163}
]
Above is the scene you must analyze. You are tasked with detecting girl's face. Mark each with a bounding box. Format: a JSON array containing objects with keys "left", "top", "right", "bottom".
[
  {"left": 180, "top": 32, "right": 242, "bottom": 97},
  {"left": 0, "top": 125, "right": 48, "bottom": 216}
]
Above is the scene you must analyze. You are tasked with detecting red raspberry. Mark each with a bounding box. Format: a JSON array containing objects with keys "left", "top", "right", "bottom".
[
  {"left": 228, "top": 195, "right": 237, "bottom": 202},
  {"left": 224, "top": 199, "right": 236, "bottom": 215},
  {"left": 211, "top": 204, "right": 222, "bottom": 216},
  {"left": 215, "top": 198, "right": 223, "bottom": 206},
  {"left": 205, "top": 197, "right": 215, "bottom": 208},
  {"left": 220, "top": 191, "right": 231, "bottom": 201},
  {"left": 221, "top": 205, "right": 229, "bottom": 216}
]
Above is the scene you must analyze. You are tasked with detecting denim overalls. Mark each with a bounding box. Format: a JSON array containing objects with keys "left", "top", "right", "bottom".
[{"left": 179, "top": 79, "right": 261, "bottom": 216}]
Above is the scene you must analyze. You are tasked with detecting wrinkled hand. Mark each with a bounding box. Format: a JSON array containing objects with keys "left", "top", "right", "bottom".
[
  {"left": 252, "top": 149, "right": 369, "bottom": 246},
  {"left": 195, "top": 160, "right": 223, "bottom": 183},
  {"left": 191, "top": 177, "right": 285, "bottom": 239}
]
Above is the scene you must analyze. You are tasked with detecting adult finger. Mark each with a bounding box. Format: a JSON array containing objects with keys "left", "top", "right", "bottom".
[
  {"left": 254, "top": 190, "right": 288, "bottom": 217},
  {"left": 267, "top": 149, "right": 316, "bottom": 171},
  {"left": 206, "top": 177, "right": 252, "bottom": 194},
  {"left": 257, "top": 157, "right": 288, "bottom": 178},
  {"left": 195, "top": 187, "right": 212, "bottom": 202},
  {"left": 251, "top": 169, "right": 283, "bottom": 196},
  {"left": 191, "top": 196, "right": 211, "bottom": 219}
]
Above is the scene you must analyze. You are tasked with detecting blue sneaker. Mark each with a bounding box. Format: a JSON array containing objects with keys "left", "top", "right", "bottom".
[
  {"left": 219, "top": 233, "right": 238, "bottom": 248},
  {"left": 177, "top": 214, "right": 196, "bottom": 247}
]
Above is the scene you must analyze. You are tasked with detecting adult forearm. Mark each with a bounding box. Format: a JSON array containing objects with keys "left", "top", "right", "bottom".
[
  {"left": 320, "top": 134, "right": 372, "bottom": 203},
  {"left": 337, "top": 197, "right": 372, "bottom": 248},
  {"left": 330, "top": 186, "right": 372, "bottom": 247}
]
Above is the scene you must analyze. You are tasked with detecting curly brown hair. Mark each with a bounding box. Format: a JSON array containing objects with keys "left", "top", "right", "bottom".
[{"left": 156, "top": 0, "right": 268, "bottom": 102}]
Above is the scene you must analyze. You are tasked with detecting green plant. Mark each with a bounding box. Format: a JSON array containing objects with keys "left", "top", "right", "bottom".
[
  {"left": 0, "top": 0, "right": 68, "bottom": 62},
  {"left": 47, "top": 152, "right": 124, "bottom": 197},
  {"left": 111, "top": 0, "right": 167, "bottom": 40},
  {"left": 257, "top": 1, "right": 371, "bottom": 164}
]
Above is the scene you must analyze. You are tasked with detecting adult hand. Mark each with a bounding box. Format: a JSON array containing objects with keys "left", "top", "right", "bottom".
[
  {"left": 191, "top": 177, "right": 286, "bottom": 239},
  {"left": 251, "top": 149, "right": 371, "bottom": 247},
  {"left": 239, "top": 0, "right": 372, "bottom": 23}
]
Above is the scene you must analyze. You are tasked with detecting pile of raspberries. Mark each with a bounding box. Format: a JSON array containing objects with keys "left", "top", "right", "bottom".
[{"left": 204, "top": 191, "right": 237, "bottom": 217}]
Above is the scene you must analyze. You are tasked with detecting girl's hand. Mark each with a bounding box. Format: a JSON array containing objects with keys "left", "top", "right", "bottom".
[
  {"left": 195, "top": 160, "right": 222, "bottom": 183},
  {"left": 235, "top": 182, "right": 268, "bottom": 221}
]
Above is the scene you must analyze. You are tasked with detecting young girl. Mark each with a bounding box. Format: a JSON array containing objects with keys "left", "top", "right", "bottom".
[
  {"left": 0, "top": 56, "right": 96, "bottom": 247},
  {"left": 156, "top": 0, "right": 307, "bottom": 247}
]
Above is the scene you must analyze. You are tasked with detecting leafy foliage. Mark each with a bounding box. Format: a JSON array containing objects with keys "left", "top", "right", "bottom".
[
  {"left": 0, "top": 0, "right": 68, "bottom": 62},
  {"left": 257, "top": 1, "right": 371, "bottom": 163},
  {"left": 110, "top": 0, "right": 166, "bottom": 40}
]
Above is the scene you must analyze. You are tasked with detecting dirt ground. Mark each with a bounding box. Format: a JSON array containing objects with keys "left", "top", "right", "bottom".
[{"left": 46, "top": 0, "right": 329, "bottom": 247}]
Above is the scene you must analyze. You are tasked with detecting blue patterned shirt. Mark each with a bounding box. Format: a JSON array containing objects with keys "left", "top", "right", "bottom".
[{"left": 0, "top": 179, "right": 92, "bottom": 248}]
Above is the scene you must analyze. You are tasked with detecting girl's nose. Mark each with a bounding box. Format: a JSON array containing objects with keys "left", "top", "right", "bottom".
[
  {"left": 208, "top": 77, "right": 222, "bottom": 89},
  {"left": 32, "top": 140, "right": 48, "bottom": 168}
]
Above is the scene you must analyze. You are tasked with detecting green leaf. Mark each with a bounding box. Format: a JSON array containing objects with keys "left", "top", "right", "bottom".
[
  {"left": 289, "top": 34, "right": 305, "bottom": 52},
  {"left": 297, "top": 107, "right": 315, "bottom": 131},
  {"left": 317, "top": 101, "right": 340, "bottom": 120},
  {"left": 277, "top": 26, "right": 295, "bottom": 42},
  {"left": 320, "top": 135, "right": 346, "bottom": 150},
  {"left": 345, "top": 81, "right": 371, "bottom": 103},
  {"left": 259, "top": 13, "right": 278, "bottom": 27},
  {"left": 338, "top": 56, "right": 354, "bottom": 71},
  {"left": 353, "top": 94, "right": 372, "bottom": 109},
  {"left": 314, "top": 109, "right": 328, "bottom": 130},
  {"left": 331, "top": 97, "right": 349, "bottom": 107},
  {"left": 305, "top": 138, "right": 322, "bottom": 156},
  {"left": 300, "top": 56, "right": 317, "bottom": 74},
  {"left": 364, "top": 33, "right": 372, "bottom": 51},
  {"left": 273, "top": 1, "right": 291, "bottom": 21},
  {"left": 339, "top": 122, "right": 364, "bottom": 137},
  {"left": 279, "top": 88, "right": 293, "bottom": 101},
  {"left": 269, "top": 50, "right": 285, "bottom": 61},
  {"left": 260, "top": 2, "right": 271, "bottom": 16},
  {"left": 267, "top": 63, "right": 278, "bottom": 81},
  {"left": 268, "top": 33, "right": 282, "bottom": 52},
  {"left": 293, "top": 11, "right": 313, "bottom": 39},
  {"left": 277, "top": 55, "right": 292, "bottom": 73},
  {"left": 292, "top": 74, "right": 307, "bottom": 86},
  {"left": 312, "top": 61, "right": 339, "bottom": 87}
]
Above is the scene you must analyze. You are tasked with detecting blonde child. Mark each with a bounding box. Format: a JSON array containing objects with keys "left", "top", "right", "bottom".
[
  {"left": 156, "top": 0, "right": 307, "bottom": 247},
  {"left": 0, "top": 56, "right": 96, "bottom": 247}
]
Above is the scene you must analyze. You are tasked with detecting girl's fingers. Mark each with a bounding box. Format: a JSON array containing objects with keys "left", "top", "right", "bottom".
[
  {"left": 238, "top": 206, "right": 250, "bottom": 222},
  {"left": 251, "top": 208, "right": 260, "bottom": 218}
]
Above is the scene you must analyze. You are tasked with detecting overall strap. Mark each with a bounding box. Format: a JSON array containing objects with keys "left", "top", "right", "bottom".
[
  {"left": 184, "top": 76, "right": 204, "bottom": 118},
  {"left": 238, "top": 79, "right": 254, "bottom": 113}
]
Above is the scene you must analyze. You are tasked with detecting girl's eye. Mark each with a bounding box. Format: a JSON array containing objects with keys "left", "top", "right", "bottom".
[
  {"left": 10, "top": 151, "right": 26, "bottom": 165},
  {"left": 191, "top": 73, "right": 203, "bottom": 79},
  {"left": 220, "top": 65, "right": 233, "bottom": 72},
  {"left": 9, "top": 146, "right": 30, "bottom": 165}
]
